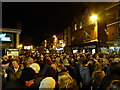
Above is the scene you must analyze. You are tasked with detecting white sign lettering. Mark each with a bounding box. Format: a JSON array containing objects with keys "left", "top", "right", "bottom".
[{"left": 0, "top": 33, "right": 11, "bottom": 41}]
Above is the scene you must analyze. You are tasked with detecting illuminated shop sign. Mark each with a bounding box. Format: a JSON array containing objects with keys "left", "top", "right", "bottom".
[
  {"left": 55, "top": 48, "right": 64, "bottom": 51},
  {"left": 24, "top": 46, "right": 31, "bottom": 50},
  {"left": 0, "top": 33, "right": 11, "bottom": 41},
  {"left": 73, "top": 50, "right": 78, "bottom": 53},
  {"left": 6, "top": 49, "right": 19, "bottom": 57}
]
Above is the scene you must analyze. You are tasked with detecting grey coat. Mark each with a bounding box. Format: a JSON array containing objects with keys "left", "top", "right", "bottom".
[{"left": 79, "top": 66, "right": 91, "bottom": 85}]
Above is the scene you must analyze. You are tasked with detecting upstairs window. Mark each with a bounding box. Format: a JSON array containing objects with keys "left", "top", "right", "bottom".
[
  {"left": 118, "top": 24, "right": 120, "bottom": 39},
  {"left": 80, "top": 22, "right": 82, "bottom": 29},
  {"left": 117, "top": 6, "right": 120, "bottom": 19},
  {"left": 74, "top": 24, "right": 77, "bottom": 31}
]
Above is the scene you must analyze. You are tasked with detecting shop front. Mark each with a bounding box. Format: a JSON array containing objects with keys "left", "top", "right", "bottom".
[
  {"left": 107, "top": 41, "right": 120, "bottom": 54},
  {"left": 0, "top": 28, "right": 21, "bottom": 55}
]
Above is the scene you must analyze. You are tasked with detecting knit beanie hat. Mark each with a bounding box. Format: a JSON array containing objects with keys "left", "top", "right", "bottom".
[
  {"left": 39, "top": 77, "right": 56, "bottom": 89},
  {"left": 20, "top": 67, "right": 36, "bottom": 81},
  {"left": 29, "top": 63, "right": 40, "bottom": 73}
]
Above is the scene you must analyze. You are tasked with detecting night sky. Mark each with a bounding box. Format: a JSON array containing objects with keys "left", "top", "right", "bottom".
[{"left": 2, "top": 2, "right": 111, "bottom": 46}]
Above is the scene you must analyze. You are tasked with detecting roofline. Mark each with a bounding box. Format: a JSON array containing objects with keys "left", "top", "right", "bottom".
[
  {"left": 0, "top": 28, "right": 21, "bottom": 33},
  {"left": 105, "top": 2, "right": 120, "bottom": 11},
  {"left": 107, "top": 21, "right": 120, "bottom": 26}
]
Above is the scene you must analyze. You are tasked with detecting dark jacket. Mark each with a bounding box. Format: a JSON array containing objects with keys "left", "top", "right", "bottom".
[
  {"left": 6, "top": 64, "right": 24, "bottom": 81},
  {"left": 101, "top": 63, "right": 120, "bottom": 90},
  {"left": 4, "top": 80, "right": 27, "bottom": 90}
]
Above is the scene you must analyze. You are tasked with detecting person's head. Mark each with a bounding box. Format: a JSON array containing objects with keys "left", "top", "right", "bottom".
[
  {"left": 107, "top": 80, "right": 120, "bottom": 90},
  {"left": 26, "top": 57, "right": 34, "bottom": 65},
  {"left": 114, "top": 54, "right": 119, "bottom": 58},
  {"left": 94, "top": 62, "right": 103, "bottom": 71},
  {"left": 93, "top": 71, "right": 105, "bottom": 83},
  {"left": 63, "top": 59, "right": 69, "bottom": 65},
  {"left": 3, "top": 55, "right": 9, "bottom": 61},
  {"left": 99, "top": 54, "right": 104, "bottom": 58},
  {"left": 39, "top": 77, "right": 56, "bottom": 89},
  {"left": 55, "top": 57, "right": 61, "bottom": 63},
  {"left": 8, "top": 56, "right": 13, "bottom": 60},
  {"left": 29, "top": 63, "right": 40, "bottom": 74},
  {"left": 57, "top": 63, "right": 67, "bottom": 73},
  {"left": 98, "top": 58, "right": 103, "bottom": 63},
  {"left": 12, "top": 59, "right": 20, "bottom": 69},
  {"left": 80, "top": 54, "right": 86, "bottom": 60},
  {"left": 58, "top": 72, "right": 74, "bottom": 89},
  {"left": 82, "top": 59, "right": 89, "bottom": 66},
  {"left": 44, "top": 56, "right": 52, "bottom": 64},
  {"left": 20, "top": 67, "right": 36, "bottom": 87},
  {"left": 50, "top": 63, "right": 57, "bottom": 71}
]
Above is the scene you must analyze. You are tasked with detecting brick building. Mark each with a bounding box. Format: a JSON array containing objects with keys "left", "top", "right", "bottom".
[{"left": 106, "top": 2, "right": 120, "bottom": 53}]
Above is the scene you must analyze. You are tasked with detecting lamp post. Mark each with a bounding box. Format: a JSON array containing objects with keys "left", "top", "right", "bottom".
[
  {"left": 53, "top": 35, "right": 58, "bottom": 49},
  {"left": 90, "top": 14, "right": 98, "bottom": 41},
  {"left": 44, "top": 40, "right": 47, "bottom": 48},
  {"left": 18, "top": 44, "right": 23, "bottom": 49}
]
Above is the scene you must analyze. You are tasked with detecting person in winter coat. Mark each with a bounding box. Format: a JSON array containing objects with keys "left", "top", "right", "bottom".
[
  {"left": 63, "top": 58, "right": 75, "bottom": 79},
  {"left": 6, "top": 59, "right": 24, "bottom": 81},
  {"left": 101, "top": 62, "right": 120, "bottom": 90},
  {"left": 58, "top": 72, "right": 78, "bottom": 90},
  {"left": 4, "top": 67, "right": 37, "bottom": 89},
  {"left": 92, "top": 70, "right": 105, "bottom": 90},
  {"left": 79, "top": 59, "right": 91, "bottom": 90}
]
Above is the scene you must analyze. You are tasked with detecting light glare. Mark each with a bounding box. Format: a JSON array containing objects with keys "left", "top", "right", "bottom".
[{"left": 90, "top": 15, "right": 98, "bottom": 21}]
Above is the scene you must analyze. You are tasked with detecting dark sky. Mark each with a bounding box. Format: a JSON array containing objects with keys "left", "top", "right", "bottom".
[{"left": 2, "top": 2, "right": 111, "bottom": 46}]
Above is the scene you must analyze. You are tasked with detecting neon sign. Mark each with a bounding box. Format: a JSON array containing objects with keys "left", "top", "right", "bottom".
[{"left": 0, "top": 33, "right": 11, "bottom": 41}]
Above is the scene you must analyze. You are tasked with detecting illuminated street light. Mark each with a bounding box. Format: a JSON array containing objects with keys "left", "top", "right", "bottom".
[
  {"left": 44, "top": 40, "right": 47, "bottom": 47},
  {"left": 90, "top": 14, "right": 98, "bottom": 41},
  {"left": 44, "top": 40, "right": 47, "bottom": 42},
  {"left": 90, "top": 14, "right": 98, "bottom": 21},
  {"left": 18, "top": 44, "right": 23, "bottom": 49},
  {"left": 19, "top": 44, "right": 23, "bottom": 47},
  {"left": 53, "top": 35, "right": 56, "bottom": 38},
  {"left": 30, "top": 45, "right": 33, "bottom": 50},
  {"left": 53, "top": 35, "right": 58, "bottom": 49}
]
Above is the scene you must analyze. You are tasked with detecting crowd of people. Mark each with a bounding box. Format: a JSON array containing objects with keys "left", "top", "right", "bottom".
[{"left": 1, "top": 52, "right": 120, "bottom": 90}]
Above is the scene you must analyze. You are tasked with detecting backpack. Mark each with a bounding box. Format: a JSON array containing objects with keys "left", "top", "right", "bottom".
[{"left": 79, "top": 66, "right": 91, "bottom": 86}]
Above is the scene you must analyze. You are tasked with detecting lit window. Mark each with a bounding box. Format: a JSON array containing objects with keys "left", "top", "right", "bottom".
[
  {"left": 80, "top": 22, "right": 82, "bottom": 29},
  {"left": 118, "top": 7, "right": 120, "bottom": 18},
  {"left": 74, "top": 24, "right": 77, "bottom": 30},
  {"left": 118, "top": 24, "right": 120, "bottom": 39}
]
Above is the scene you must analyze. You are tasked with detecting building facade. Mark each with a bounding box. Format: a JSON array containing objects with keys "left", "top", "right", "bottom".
[
  {"left": 70, "top": 6, "right": 109, "bottom": 54},
  {"left": 0, "top": 28, "right": 21, "bottom": 55},
  {"left": 106, "top": 2, "right": 120, "bottom": 53}
]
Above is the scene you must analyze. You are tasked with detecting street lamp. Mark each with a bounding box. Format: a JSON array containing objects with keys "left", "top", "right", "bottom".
[
  {"left": 53, "top": 35, "right": 58, "bottom": 49},
  {"left": 90, "top": 14, "right": 98, "bottom": 23},
  {"left": 18, "top": 44, "right": 23, "bottom": 49},
  {"left": 30, "top": 45, "right": 33, "bottom": 50},
  {"left": 44, "top": 40, "right": 47, "bottom": 48},
  {"left": 53, "top": 35, "right": 56, "bottom": 38},
  {"left": 90, "top": 14, "right": 98, "bottom": 41}
]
